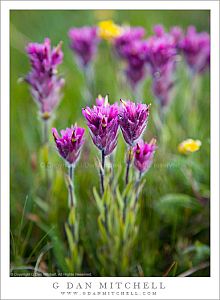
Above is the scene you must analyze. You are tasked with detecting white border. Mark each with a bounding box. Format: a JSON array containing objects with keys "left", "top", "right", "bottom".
[{"left": 1, "top": 1, "right": 219, "bottom": 299}]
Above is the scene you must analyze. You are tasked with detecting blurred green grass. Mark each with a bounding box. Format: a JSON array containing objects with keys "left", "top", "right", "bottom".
[{"left": 10, "top": 10, "right": 210, "bottom": 276}]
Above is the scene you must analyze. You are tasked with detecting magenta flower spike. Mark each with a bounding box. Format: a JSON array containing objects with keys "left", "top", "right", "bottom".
[
  {"left": 52, "top": 125, "right": 85, "bottom": 208},
  {"left": 82, "top": 96, "right": 119, "bottom": 156},
  {"left": 114, "top": 26, "right": 146, "bottom": 58},
  {"left": 25, "top": 38, "right": 64, "bottom": 119},
  {"left": 82, "top": 96, "right": 119, "bottom": 194},
  {"left": 179, "top": 26, "right": 210, "bottom": 74},
  {"left": 146, "top": 35, "right": 177, "bottom": 76},
  {"left": 52, "top": 125, "right": 85, "bottom": 166},
  {"left": 133, "top": 139, "right": 157, "bottom": 174},
  {"left": 121, "top": 40, "right": 148, "bottom": 88},
  {"left": 68, "top": 26, "right": 99, "bottom": 68},
  {"left": 119, "top": 99, "right": 150, "bottom": 186},
  {"left": 145, "top": 28, "right": 178, "bottom": 108},
  {"left": 170, "top": 26, "right": 183, "bottom": 48},
  {"left": 118, "top": 99, "right": 150, "bottom": 146}
]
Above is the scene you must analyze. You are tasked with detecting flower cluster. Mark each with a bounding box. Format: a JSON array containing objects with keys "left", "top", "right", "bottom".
[
  {"left": 68, "top": 27, "right": 100, "bottom": 67},
  {"left": 66, "top": 22, "right": 210, "bottom": 109},
  {"left": 82, "top": 97, "right": 119, "bottom": 156},
  {"left": 52, "top": 125, "right": 85, "bottom": 165},
  {"left": 81, "top": 96, "right": 155, "bottom": 183},
  {"left": 179, "top": 26, "right": 210, "bottom": 74},
  {"left": 25, "top": 38, "right": 64, "bottom": 119}
]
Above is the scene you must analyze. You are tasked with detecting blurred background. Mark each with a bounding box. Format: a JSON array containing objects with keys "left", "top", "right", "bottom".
[{"left": 10, "top": 10, "right": 210, "bottom": 276}]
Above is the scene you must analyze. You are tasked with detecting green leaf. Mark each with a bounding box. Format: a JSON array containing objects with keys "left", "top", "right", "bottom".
[
  {"left": 68, "top": 207, "right": 75, "bottom": 226},
  {"left": 34, "top": 197, "right": 49, "bottom": 213},
  {"left": 97, "top": 215, "right": 108, "bottom": 242},
  {"left": 65, "top": 223, "right": 75, "bottom": 253},
  {"left": 116, "top": 187, "right": 123, "bottom": 211},
  {"left": 93, "top": 187, "right": 104, "bottom": 216}
]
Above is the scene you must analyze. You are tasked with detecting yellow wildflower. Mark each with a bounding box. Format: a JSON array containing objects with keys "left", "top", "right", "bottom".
[
  {"left": 98, "top": 20, "right": 121, "bottom": 41},
  {"left": 178, "top": 139, "right": 202, "bottom": 154}
]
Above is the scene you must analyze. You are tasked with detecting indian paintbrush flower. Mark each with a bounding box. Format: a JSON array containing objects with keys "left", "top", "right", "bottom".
[
  {"left": 52, "top": 125, "right": 85, "bottom": 166},
  {"left": 133, "top": 138, "right": 157, "bottom": 174},
  {"left": 123, "top": 40, "right": 148, "bottom": 88},
  {"left": 52, "top": 125, "right": 85, "bottom": 208},
  {"left": 145, "top": 27, "right": 178, "bottom": 108},
  {"left": 68, "top": 27, "right": 100, "bottom": 67},
  {"left": 118, "top": 99, "right": 150, "bottom": 146},
  {"left": 118, "top": 99, "right": 150, "bottom": 185},
  {"left": 25, "top": 38, "right": 64, "bottom": 120},
  {"left": 82, "top": 96, "right": 119, "bottom": 156},
  {"left": 179, "top": 26, "right": 210, "bottom": 74},
  {"left": 170, "top": 26, "right": 183, "bottom": 49},
  {"left": 114, "top": 26, "right": 146, "bottom": 58},
  {"left": 113, "top": 26, "right": 147, "bottom": 91},
  {"left": 146, "top": 32, "right": 177, "bottom": 76},
  {"left": 52, "top": 125, "right": 84, "bottom": 268},
  {"left": 178, "top": 139, "right": 201, "bottom": 155},
  {"left": 132, "top": 138, "right": 157, "bottom": 208},
  {"left": 82, "top": 96, "right": 119, "bottom": 194}
]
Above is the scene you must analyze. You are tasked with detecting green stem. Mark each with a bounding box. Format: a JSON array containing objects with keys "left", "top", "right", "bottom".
[
  {"left": 134, "top": 171, "right": 142, "bottom": 207},
  {"left": 42, "top": 118, "right": 50, "bottom": 191},
  {"left": 68, "top": 165, "right": 74, "bottom": 208},
  {"left": 125, "top": 146, "right": 132, "bottom": 185},
  {"left": 123, "top": 146, "right": 133, "bottom": 222},
  {"left": 43, "top": 119, "right": 49, "bottom": 145},
  {"left": 100, "top": 150, "right": 105, "bottom": 196}
]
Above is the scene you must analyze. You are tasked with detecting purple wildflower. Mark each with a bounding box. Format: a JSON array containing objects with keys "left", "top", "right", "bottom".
[
  {"left": 179, "top": 26, "right": 210, "bottom": 74},
  {"left": 154, "top": 24, "right": 183, "bottom": 49},
  {"left": 170, "top": 26, "right": 183, "bottom": 49},
  {"left": 133, "top": 139, "right": 157, "bottom": 174},
  {"left": 52, "top": 125, "right": 85, "bottom": 165},
  {"left": 68, "top": 27, "right": 99, "bottom": 67},
  {"left": 82, "top": 98, "right": 119, "bottom": 156},
  {"left": 114, "top": 26, "right": 146, "bottom": 58},
  {"left": 118, "top": 99, "right": 150, "bottom": 146},
  {"left": 113, "top": 27, "right": 148, "bottom": 89},
  {"left": 123, "top": 40, "right": 148, "bottom": 69},
  {"left": 145, "top": 28, "right": 178, "bottom": 107},
  {"left": 25, "top": 38, "right": 64, "bottom": 118},
  {"left": 146, "top": 34, "right": 177, "bottom": 76},
  {"left": 152, "top": 62, "right": 175, "bottom": 107},
  {"left": 122, "top": 40, "right": 148, "bottom": 88}
]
